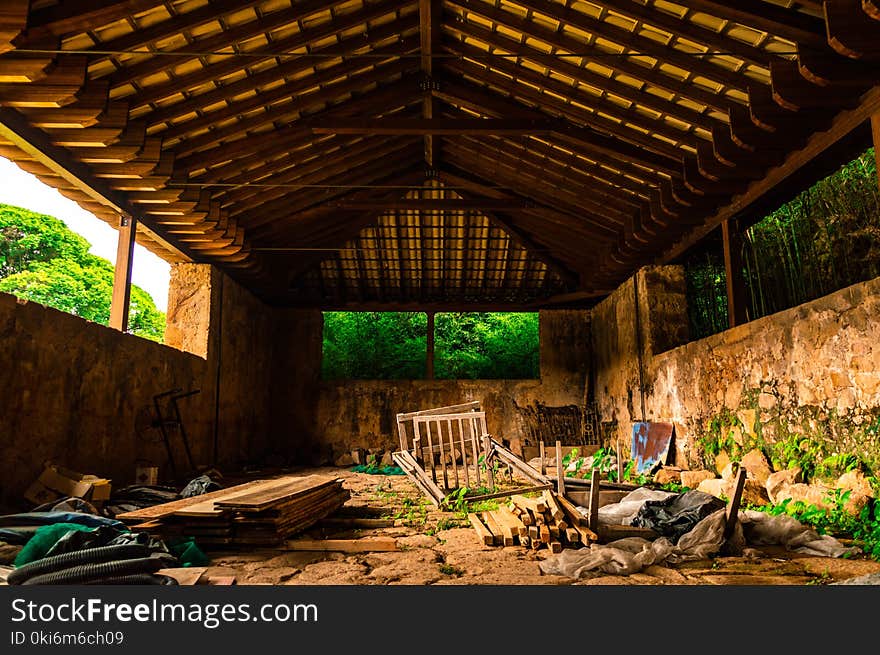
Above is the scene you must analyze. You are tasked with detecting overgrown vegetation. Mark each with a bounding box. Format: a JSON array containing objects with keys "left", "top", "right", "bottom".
[
  {"left": 0, "top": 203, "right": 165, "bottom": 341},
  {"left": 685, "top": 147, "right": 880, "bottom": 340},
  {"left": 321, "top": 311, "right": 539, "bottom": 379}
]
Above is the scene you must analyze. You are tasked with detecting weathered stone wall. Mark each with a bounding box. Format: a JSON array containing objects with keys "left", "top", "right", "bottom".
[
  {"left": 593, "top": 266, "right": 880, "bottom": 473},
  {"left": 314, "top": 310, "right": 591, "bottom": 461},
  {"left": 0, "top": 265, "right": 323, "bottom": 507}
]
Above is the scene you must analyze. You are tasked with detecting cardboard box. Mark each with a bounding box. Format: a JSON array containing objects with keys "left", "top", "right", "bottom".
[
  {"left": 135, "top": 465, "right": 158, "bottom": 486},
  {"left": 25, "top": 463, "right": 112, "bottom": 505}
]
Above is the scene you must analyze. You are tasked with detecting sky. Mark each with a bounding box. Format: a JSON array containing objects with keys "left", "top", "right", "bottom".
[{"left": 0, "top": 156, "right": 170, "bottom": 311}]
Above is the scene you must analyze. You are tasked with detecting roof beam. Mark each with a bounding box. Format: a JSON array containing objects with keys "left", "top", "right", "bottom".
[
  {"left": 668, "top": 0, "right": 828, "bottom": 48},
  {"left": 27, "top": 0, "right": 163, "bottom": 37},
  {"left": 306, "top": 118, "right": 561, "bottom": 135},
  {"left": 420, "top": 0, "right": 441, "bottom": 167}
]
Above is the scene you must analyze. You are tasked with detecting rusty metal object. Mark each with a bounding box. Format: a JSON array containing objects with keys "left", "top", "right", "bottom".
[{"left": 631, "top": 421, "right": 674, "bottom": 475}]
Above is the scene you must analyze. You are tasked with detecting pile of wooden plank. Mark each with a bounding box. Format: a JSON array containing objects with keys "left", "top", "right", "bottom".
[
  {"left": 468, "top": 490, "right": 597, "bottom": 553},
  {"left": 117, "top": 475, "right": 349, "bottom": 547}
]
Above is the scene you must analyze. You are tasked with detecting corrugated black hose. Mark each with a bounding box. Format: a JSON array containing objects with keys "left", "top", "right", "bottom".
[
  {"left": 84, "top": 573, "right": 179, "bottom": 585},
  {"left": 7, "top": 544, "right": 151, "bottom": 585},
  {"left": 22, "top": 554, "right": 176, "bottom": 585}
]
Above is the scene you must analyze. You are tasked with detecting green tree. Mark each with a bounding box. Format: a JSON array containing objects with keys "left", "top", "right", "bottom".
[
  {"left": 0, "top": 203, "right": 166, "bottom": 342},
  {"left": 435, "top": 312, "right": 539, "bottom": 379}
]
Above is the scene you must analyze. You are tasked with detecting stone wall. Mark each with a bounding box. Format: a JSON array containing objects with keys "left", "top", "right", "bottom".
[
  {"left": 314, "top": 310, "right": 591, "bottom": 462},
  {"left": 593, "top": 266, "right": 880, "bottom": 473},
  {"left": 0, "top": 265, "right": 323, "bottom": 507}
]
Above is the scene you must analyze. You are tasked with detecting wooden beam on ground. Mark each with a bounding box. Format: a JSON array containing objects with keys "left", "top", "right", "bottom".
[
  {"left": 722, "top": 218, "right": 749, "bottom": 328},
  {"left": 306, "top": 118, "right": 560, "bottom": 135},
  {"left": 109, "top": 213, "right": 136, "bottom": 331},
  {"left": 283, "top": 538, "right": 399, "bottom": 553},
  {"left": 468, "top": 513, "right": 495, "bottom": 546}
]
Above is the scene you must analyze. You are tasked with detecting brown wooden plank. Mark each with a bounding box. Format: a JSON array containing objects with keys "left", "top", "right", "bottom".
[
  {"left": 468, "top": 512, "right": 494, "bottom": 546},
  {"left": 215, "top": 476, "right": 339, "bottom": 509},
  {"left": 115, "top": 478, "right": 274, "bottom": 522},
  {"left": 282, "top": 538, "right": 398, "bottom": 553}
]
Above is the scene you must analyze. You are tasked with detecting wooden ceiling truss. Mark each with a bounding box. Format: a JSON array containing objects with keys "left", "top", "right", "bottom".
[{"left": 0, "top": 0, "right": 877, "bottom": 308}]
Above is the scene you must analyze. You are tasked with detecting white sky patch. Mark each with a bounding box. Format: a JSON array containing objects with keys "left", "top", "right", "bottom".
[{"left": 0, "top": 156, "right": 170, "bottom": 311}]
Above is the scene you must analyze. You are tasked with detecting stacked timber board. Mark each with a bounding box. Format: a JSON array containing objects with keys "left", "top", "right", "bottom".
[
  {"left": 117, "top": 476, "right": 349, "bottom": 547},
  {"left": 469, "top": 490, "right": 598, "bottom": 553}
]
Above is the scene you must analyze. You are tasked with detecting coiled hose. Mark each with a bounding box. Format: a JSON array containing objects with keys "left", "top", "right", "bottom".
[
  {"left": 22, "top": 554, "right": 175, "bottom": 586},
  {"left": 7, "top": 544, "right": 151, "bottom": 585}
]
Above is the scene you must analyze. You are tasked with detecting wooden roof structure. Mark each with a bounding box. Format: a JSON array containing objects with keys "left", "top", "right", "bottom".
[{"left": 1, "top": 0, "right": 880, "bottom": 309}]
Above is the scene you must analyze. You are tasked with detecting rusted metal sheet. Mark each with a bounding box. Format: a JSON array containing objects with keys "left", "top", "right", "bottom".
[{"left": 631, "top": 421, "right": 674, "bottom": 474}]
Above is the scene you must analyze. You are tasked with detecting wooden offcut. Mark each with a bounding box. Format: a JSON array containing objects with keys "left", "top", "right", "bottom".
[{"left": 283, "top": 537, "right": 398, "bottom": 553}]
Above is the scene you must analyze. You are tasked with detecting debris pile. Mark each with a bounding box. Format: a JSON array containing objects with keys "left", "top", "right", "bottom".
[
  {"left": 468, "top": 490, "right": 598, "bottom": 553},
  {"left": 118, "top": 475, "right": 350, "bottom": 547}
]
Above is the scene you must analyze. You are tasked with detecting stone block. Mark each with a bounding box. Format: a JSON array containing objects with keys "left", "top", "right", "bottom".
[
  {"left": 680, "top": 469, "right": 715, "bottom": 489},
  {"left": 697, "top": 478, "right": 726, "bottom": 499},
  {"left": 714, "top": 451, "right": 731, "bottom": 476},
  {"left": 766, "top": 468, "right": 802, "bottom": 504},
  {"left": 836, "top": 470, "right": 875, "bottom": 499},
  {"left": 653, "top": 467, "right": 681, "bottom": 485},
  {"left": 740, "top": 448, "right": 773, "bottom": 486}
]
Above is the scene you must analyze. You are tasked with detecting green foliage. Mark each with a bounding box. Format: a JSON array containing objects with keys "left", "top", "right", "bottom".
[
  {"left": 321, "top": 311, "right": 540, "bottom": 380},
  {"left": 434, "top": 312, "right": 539, "bottom": 379},
  {"left": 0, "top": 204, "right": 90, "bottom": 277},
  {"left": 685, "top": 147, "right": 880, "bottom": 340},
  {"left": 393, "top": 496, "right": 428, "bottom": 527},
  {"left": 621, "top": 460, "right": 650, "bottom": 486},
  {"left": 0, "top": 204, "right": 165, "bottom": 342},
  {"left": 322, "top": 311, "right": 427, "bottom": 379},
  {"left": 438, "top": 563, "right": 463, "bottom": 576}
]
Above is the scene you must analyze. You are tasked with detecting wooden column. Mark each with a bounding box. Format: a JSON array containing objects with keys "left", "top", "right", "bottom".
[
  {"left": 109, "top": 214, "right": 137, "bottom": 331},
  {"left": 426, "top": 310, "right": 435, "bottom": 379},
  {"left": 872, "top": 113, "right": 880, "bottom": 190},
  {"left": 721, "top": 218, "right": 748, "bottom": 328}
]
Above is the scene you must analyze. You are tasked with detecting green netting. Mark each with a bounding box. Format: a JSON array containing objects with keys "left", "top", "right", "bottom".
[{"left": 350, "top": 464, "right": 405, "bottom": 475}]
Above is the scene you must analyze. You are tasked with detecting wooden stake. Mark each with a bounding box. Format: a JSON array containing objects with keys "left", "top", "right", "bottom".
[
  {"left": 539, "top": 440, "right": 546, "bottom": 475},
  {"left": 555, "top": 440, "right": 565, "bottom": 496},
  {"left": 723, "top": 466, "right": 748, "bottom": 541},
  {"left": 589, "top": 469, "right": 601, "bottom": 533}
]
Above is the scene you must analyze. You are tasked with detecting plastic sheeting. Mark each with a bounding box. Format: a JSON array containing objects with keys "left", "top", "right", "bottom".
[
  {"left": 740, "top": 510, "right": 856, "bottom": 558},
  {"left": 632, "top": 490, "right": 726, "bottom": 543},
  {"left": 596, "top": 488, "right": 675, "bottom": 526},
  {"left": 540, "top": 508, "right": 855, "bottom": 580}
]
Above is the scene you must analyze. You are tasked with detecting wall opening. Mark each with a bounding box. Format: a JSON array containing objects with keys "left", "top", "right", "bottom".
[
  {"left": 320, "top": 311, "right": 541, "bottom": 380},
  {"left": 683, "top": 146, "right": 880, "bottom": 341},
  {"left": 434, "top": 312, "right": 539, "bottom": 380},
  {"left": 321, "top": 311, "right": 428, "bottom": 380},
  {"left": 0, "top": 158, "right": 170, "bottom": 343}
]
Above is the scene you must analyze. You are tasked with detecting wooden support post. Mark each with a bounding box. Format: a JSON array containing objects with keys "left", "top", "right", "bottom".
[
  {"left": 589, "top": 469, "right": 600, "bottom": 534},
  {"left": 555, "top": 440, "right": 565, "bottom": 496},
  {"left": 109, "top": 213, "right": 136, "bottom": 332},
  {"left": 723, "top": 466, "right": 748, "bottom": 541},
  {"left": 539, "top": 441, "right": 546, "bottom": 476},
  {"left": 872, "top": 113, "right": 880, "bottom": 191},
  {"left": 426, "top": 310, "right": 435, "bottom": 380},
  {"left": 483, "top": 434, "right": 495, "bottom": 490},
  {"left": 722, "top": 217, "right": 749, "bottom": 329}
]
